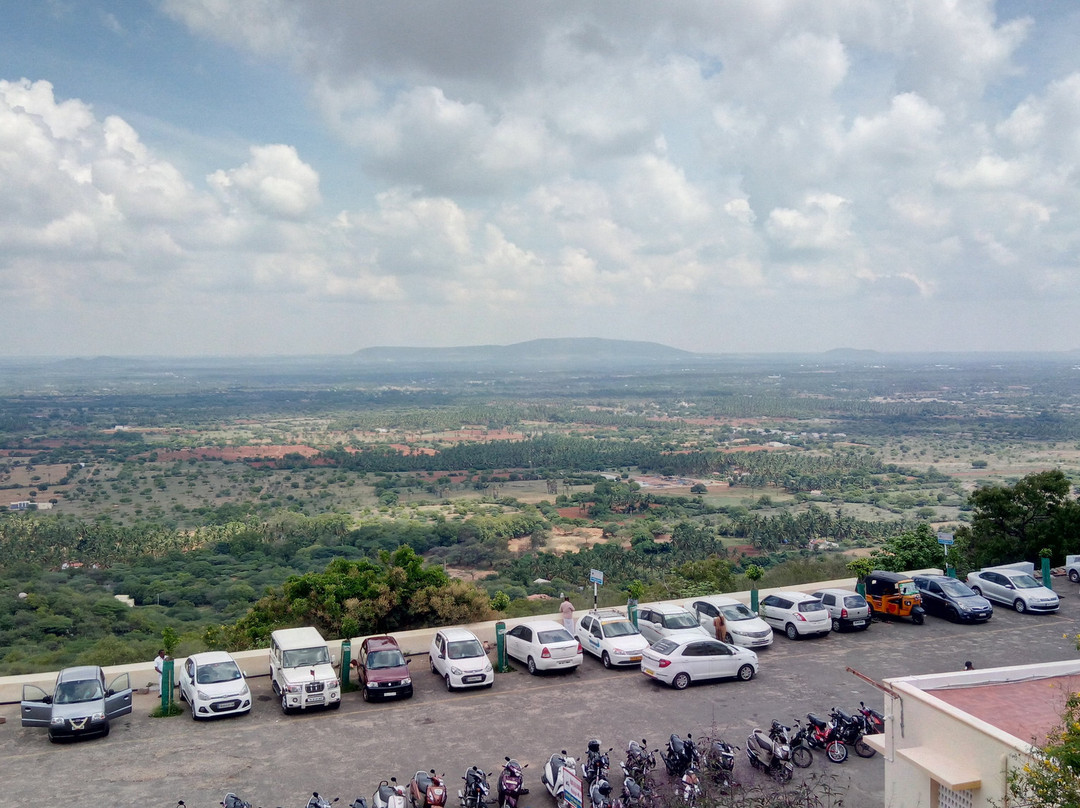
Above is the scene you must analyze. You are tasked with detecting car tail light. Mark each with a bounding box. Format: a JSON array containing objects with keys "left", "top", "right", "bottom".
[
  {"left": 795, "top": 613, "right": 806, "bottom": 621},
  {"left": 658, "top": 659, "right": 671, "bottom": 668},
  {"left": 577, "top": 643, "right": 583, "bottom": 654},
  {"left": 840, "top": 608, "right": 848, "bottom": 618}
]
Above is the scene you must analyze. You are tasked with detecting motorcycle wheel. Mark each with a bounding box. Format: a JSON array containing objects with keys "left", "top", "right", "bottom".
[
  {"left": 855, "top": 739, "right": 877, "bottom": 758},
  {"left": 774, "top": 763, "right": 793, "bottom": 783},
  {"left": 792, "top": 747, "right": 813, "bottom": 768},
  {"left": 826, "top": 741, "right": 848, "bottom": 763}
]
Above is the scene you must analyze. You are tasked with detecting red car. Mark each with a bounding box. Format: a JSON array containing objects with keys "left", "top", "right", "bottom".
[{"left": 353, "top": 635, "right": 413, "bottom": 701}]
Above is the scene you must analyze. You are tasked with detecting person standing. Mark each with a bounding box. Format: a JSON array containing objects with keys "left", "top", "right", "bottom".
[
  {"left": 713, "top": 611, "right": 728, "bottom": 642},
  {"left": 560, "top": 596, "right": 575, "bottom": 634},
  {"left": 152, "top": 649, "right": 167, "bottom": 691}
]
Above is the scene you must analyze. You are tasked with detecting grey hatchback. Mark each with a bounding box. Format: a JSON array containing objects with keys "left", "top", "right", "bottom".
[
  {"left": 811, "top": 588, "right": 871, "bottom": 631},
  {"left": 21, "top": 666, "right": 132, "bottom": 742}
]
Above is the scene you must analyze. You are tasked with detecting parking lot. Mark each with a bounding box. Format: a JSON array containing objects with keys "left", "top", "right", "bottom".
[{"left": 2, "top": 580, "right": 1079, "bottom": 808}]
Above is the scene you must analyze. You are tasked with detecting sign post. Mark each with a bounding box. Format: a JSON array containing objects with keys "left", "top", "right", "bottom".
[
  {"left": 564, "top": 769, "right": 583, "bottom": 808},
  {"left": 937, "top": 532, "right": 955, "bottom": 576},
  {"left": 589, "top": 569, "right": 604, "bottom": 611}
]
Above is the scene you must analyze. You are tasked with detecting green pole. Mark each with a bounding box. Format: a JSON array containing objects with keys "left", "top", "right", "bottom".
[
  {"left": 628, "top": 599, "right": 638, "bottom": 629},
  {"left": 750, "top": 587, "right": 759, "bottom": 612},
  {"left": 1042, "top": 557, "right": 1052, "bottom": 589},
  {"left": 340, "top": 639, "right": 353, "bottom": 692},
  {"left": 495, "top": 621, "right": 509, "bottom": 672},
  {"left": 855, "top": 580, "right": 866, "bottom": 596},
  {"left": 160, "top": 658, "right": 174, "bottom": 713}
]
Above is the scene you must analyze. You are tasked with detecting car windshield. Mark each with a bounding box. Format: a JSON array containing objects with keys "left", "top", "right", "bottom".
[
  {"left": 602, "top": 620, "right": 638, "bottom": 637},
  {"left": 282, "top": 646, "right": 331, "bottom": 668},
  {"left": 799, "top": 601, "right": 827, "bottom": 613},
  {"left": 662, "top": 612, "right": 699, "bottom": 629},
  {"left": 720, "top": 604, "right": 756, "bottom": 621},
  {"left": 897, "top": 581, "right": 918, "bottom": 596},
  {"left": 447, "top": 639, "right": 485, "bottom": 660},
  {"left": 367, "top": 649, "right": 406, "bottom": 669},
  {"left": 197, "top": 661, "right": 242, "bottom": 684},
  {"left": 55, "top": 679, "right": 103, "bottom": 704},
  {"left": 940, "top": 580, "right": 977, "bottom": 597},
  {"left": 538, "top": 629, "right": 575, "bottom": 644},
  {"left": 1011, "top": 574, "right": 1042, "bottom": 589}
]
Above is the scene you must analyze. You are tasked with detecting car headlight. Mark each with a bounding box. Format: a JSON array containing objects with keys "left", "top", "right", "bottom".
[
  {"left": 450, "top": 667, "right": 463, "bottom": 676},
  {"left": 286, "top": 684, "right": 303, "bottom": 693},
  {"left": 91, "top": 712, "right": 105, "bottom": 722},
  {"left": 484, "top": 662, "right": 493, "bottom": 673},
  {"left": 197, "top": 689, "right": 212, "bottom": 700},
  {"left": 50, "top": 717, "right": 65, "bottom": 726},
  {"left": 239, "top": 683, "right": 250, "bottom": 696},
  {"left": 402, "top": 677, "right": 412, "bottom": 686}
]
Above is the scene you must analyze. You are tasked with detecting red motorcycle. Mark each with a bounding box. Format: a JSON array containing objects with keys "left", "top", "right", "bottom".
[
  {"left": 410, "top": 770, "right": 447, "bottom": 808},
  {"left": 806, "top": 713, "right": 848, "bottom": 763},
  {"left": 858, "top": 701, "right": 885, "bottom": 734}
]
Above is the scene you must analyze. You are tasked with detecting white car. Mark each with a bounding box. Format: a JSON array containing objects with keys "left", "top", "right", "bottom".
[
  {"left": 576, "top": 610, "right": 650, "bottom": 668},
  {"left": 429, "top": 628, "right": 495, "bottom": 690},
  {"left": 178, "top": 651, "right": 252, "bottom": 720},
  {"left": 758, "top": 592, "right": 831, "bottom": 639},
  {"left": 506, "top": 620, "right": 583, "bottom": 674},
  {"left": 686, "top": 596, "right": 774, "bottom": 648},
  {"left": 636, "top": 603, "right": 711, "bottom": 645},
  {"left": 640, "top": 636, "right": 758, "bottom": 690},
  {"left": 966, "top": 568, "right": 1060, "bottom": 614}
]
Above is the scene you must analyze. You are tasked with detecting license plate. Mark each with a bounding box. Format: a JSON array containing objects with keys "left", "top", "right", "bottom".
[
  {"left": 305, "top": 695, "right": 325, "bottom": 704},
  {"left": 628, "top": 656, "right": 642, "bottom": 662},
  {"left": 218, "top": 700, "right": 239, "bottom": 710},
  {"left": 852, "top": 620, "right": 865, "bottom": 626},
  {"left": 462, "top": 675, "right": 485, "bottom": 684},
  {"left": 643, "top": 668, "right": 655, "bottom": 676}
]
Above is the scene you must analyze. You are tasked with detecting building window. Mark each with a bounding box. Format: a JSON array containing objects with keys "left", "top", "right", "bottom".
[{"left": 932, "top": 780, "right": 973, "bottom": 808}]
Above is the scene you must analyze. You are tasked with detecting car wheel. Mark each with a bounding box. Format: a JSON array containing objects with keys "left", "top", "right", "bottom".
[
  {"left": 826, "top": 741, "right": 848, "bottom": 763},
  {"left": 737, "top": 664, "right": 754, "bottom": 682},
  {"left": 102, "top": 723, "right": 110, "bottom": 738},
  {"left": 912, "top": 612, "right": 924, "bottom": 625},
  {"left": 527, "top": 657, "right": 538, "bottom": 675},
  {"left": 970, "top": 585, "right": 982, "bottom": 596},
  {"left": 362, "top": 686, "right": 370, "bottom": 702},
  {"left": 831, "top": 618, "right": 841, "bottom": 632},
  {"left": 178, "top": 686, "right": 186, "bottom": 702},
  {"left": 947, "top": 607, "right": 959, "bottom": 622},
  {"left": 429, "top": 656, "right": 437, "bottom": 675},
  {"left": 444, "top": 674, "right": 454, "bottom": 692},
  {"left": 328, "top": 699, "right": 341, "bottom": 710},
  {"left": 1071, "top": 569, "right": 1080, "bottom": 583},
  {"left": 672, "top": 672, "right": 691, "bottom": 690},
  {"left": 280, "top": 693, "right": 293, "bottom": 715},
  {"left": 601, "top": 652, "right": 612, "bottom": 669},
  {"left": 785, "top": 623, "right": 799, "bottom": 640},
  {"left": 1014, "top": 598, "right": 1027, "bottom": 614},
  {"left": 190, "top": 699, "right": 198, "bottom": 721}
]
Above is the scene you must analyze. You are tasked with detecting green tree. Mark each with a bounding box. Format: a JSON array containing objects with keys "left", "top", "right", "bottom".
[
  {"left": 1004, "top": 692, "right": 1080, "bottom": 808},
  {"left": 869, "top": 524, "right": 943, "bottom": 572}
]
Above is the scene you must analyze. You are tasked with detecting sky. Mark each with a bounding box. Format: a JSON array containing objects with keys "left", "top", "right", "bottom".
[{"left": 3, "top": 1, "right": 1080, "bottom": 356}]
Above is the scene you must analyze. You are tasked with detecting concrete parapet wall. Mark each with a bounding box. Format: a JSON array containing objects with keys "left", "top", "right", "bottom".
[{"left": 0, "top": 576, "right": 863, "bottom": 704}]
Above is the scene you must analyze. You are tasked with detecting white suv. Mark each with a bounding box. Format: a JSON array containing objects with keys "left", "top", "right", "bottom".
[
  {"left": 429, "top": 628, "right": 494, "bottom": 690},
  {"left": 269, "top": 626, "right": 341, "bottom": 714},
  {"left": 576, "top": 610, "right": 650, "bottom": 667},
  {"left": 636, "top": 603, "right": 711, "bottom": 645},
  {"left": 758, "top": 592, "right": 831, "bottom": 639}
]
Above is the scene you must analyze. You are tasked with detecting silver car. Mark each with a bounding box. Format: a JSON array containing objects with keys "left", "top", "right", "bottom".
[
  {"left": 21, "top": 666, "right": 132, "bottom": 742},
  {"left": 966, "top": 568, "right": 1059, "bottom": 614},
  {"left": 811, "top": 588, "right": 871, "bottom": 631}
]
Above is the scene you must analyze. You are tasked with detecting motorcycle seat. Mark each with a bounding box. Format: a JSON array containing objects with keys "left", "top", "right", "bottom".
[
  {"left": 415, "top": 773, "right": 433, "bottom": 791},
  {"left": 807, "top": 713, "right": 827, "bottom": 729}
]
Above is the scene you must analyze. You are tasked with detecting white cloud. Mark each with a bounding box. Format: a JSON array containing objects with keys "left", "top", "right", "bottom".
[{"left": 208, "top": 144, "right": 321, "bottom": 219}]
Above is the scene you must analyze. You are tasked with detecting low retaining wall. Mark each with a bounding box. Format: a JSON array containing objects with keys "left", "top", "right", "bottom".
[{"left": 0, "top": 576, "right": 866, "bottom": 703}]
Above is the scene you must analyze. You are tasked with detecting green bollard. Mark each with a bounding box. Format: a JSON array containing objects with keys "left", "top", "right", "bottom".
[
  {"left": 855, "top": 580, "right": 866, "bottom": 596},
  {"left": 1042, "top": 557, "right": 1052, "bottom": 589},
  {"left": 946, "top": 565, "right": 956, "bottom": 579},
  {"left": 160, "top": 658, "right": 174, "bottom": 713},
  {"left": 495, "top": 621, "right": 510, "bottom": 673},
  {"left": 340, "top": 639, "right": 353, "bottom": 692},
  {"left": 628, "top": 599, "right": 638, "bottom": 629},
  {"left": 750, "top": 588, "right": 759, "bottom": 613}
]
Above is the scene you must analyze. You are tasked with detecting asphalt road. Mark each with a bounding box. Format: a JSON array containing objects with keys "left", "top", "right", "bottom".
[{"left": 2, "top": 580, "right": 1079, "bottom": 808}]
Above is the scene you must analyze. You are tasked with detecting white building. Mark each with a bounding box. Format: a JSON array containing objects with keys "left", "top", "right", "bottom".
[{"left": 869, "top": 658, "right": 1080, "bottom": 808}]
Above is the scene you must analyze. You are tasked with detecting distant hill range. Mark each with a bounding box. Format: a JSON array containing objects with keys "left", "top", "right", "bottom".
[{"left": 352, "top": 338, "right": 700, "bottom": 367}]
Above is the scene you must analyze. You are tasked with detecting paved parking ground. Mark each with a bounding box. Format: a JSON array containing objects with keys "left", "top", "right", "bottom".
[{"left": 3, "top": 580, "right": 1079, "bottom": 808}]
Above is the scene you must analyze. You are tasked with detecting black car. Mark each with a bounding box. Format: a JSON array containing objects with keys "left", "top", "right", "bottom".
[{"left": 911, "top": 574, "right": 993, "bottom": 623}]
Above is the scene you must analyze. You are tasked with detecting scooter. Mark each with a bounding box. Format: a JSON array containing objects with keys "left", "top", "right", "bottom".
[
  {"left": 306, "top": 795, "right": 341, "bottom": 808},
  {"left": 769, "top": 719, "right": 814, "bottom": 768},
  {"left": 806, "top": 713, "right": 848, "bottom": 763},
  {"left": 497, "top": 757, "right": 529, "bottom": 808},
  {"left": 745, "top": 728, "right": 794, "bottom": 782},
  {"left": 411, "top": 770, "right": 448, "bottom": 808},
  {"left": 660, "top": 733, "right": 698, "bottom": 777},
  {"left": 460, "top": 766, "right": 492, "bottom": 808},
  {"left": 222, "top": 794, "right": 252, "bottom": 808},
  {"left": 374, "top": 780, "right": 409, "bottom": 808},
  {"left": 703, "top": 738, "right": 738, "bottom": 788},
  {"left": 541, "top": 751, "right": 579, "bottom": 808},
  {"left": 583, "top": 739, "right": 612, "bottom": 785}
]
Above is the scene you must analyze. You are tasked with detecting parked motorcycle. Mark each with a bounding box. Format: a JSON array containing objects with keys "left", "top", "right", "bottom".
[
  {"left": 497, "top": 757, "right": 529, "bottom": 808},
  {"left": 702, "top": 737, "right": 739, "bottom": 787},
  {"left": 589, "top": 776, "right": 614, "bottom": 808},
  {"left": 410, "top": 771, "right": 448, "bottom": 808},
  {"left": 769, "top": 720, "right": 813, "bottom": 768},
  {"left": 374, "top": 779, "right": 409, "bottom": 808},
  {"left": 541, "top": 751, "right": 578, "bottom": 808},
  {"left": 660, "top": 733, "right": 699, "bottom": 777},
  {"left": 745, "top": 728, "right": 794, "bottom": 782},
  {"left": 624, "top": 739, "right": 656, "bottom": 784},
  {"left": 222, "top": 794, "right": 252, "bottom": 808},
  {"left": 830, "top": 707, "right": 877, "bottom": 758},
  {"left": 306, "top": 795, "right": 340, "bottom": 808},
  {"left": 806, "top": 713, "right": 848, "bottom": 763},
  {"left": 584, "top": 739, "right": 612, "bottom": 785},
  {"left": 679, "top": 768, "right": 701, "bottom": 807},
  {"left": 858, "top": 701, "right": 885, "bottom": 735},
  {"left": 612, "top": 764, "right": 652, "bottom": 808},
  {"left": 460, "top": 767, "right": 492, "bottom": 808}
]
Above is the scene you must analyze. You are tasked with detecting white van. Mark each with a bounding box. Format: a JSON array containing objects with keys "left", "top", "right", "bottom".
[{"left": 269, "top": 626, "right": 341, "bottom": 714}]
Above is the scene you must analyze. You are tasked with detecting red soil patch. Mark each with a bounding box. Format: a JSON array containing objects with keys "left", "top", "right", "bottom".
[{"left": 152, "top": 445, "right": 321, "bottom": 462}]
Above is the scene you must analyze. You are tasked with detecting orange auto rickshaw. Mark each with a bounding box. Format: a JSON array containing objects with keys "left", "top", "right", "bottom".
[{"left": 864, "top": 570, "right": 926, "bottom": 624}]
